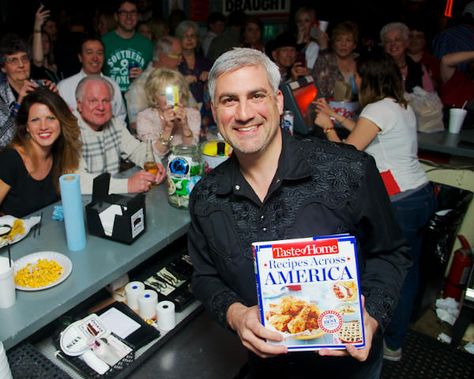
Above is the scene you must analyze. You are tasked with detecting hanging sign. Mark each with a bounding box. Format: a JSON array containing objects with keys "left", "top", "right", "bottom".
[{"left": 223, "top": 0, "right": 290, "bottom": 16}]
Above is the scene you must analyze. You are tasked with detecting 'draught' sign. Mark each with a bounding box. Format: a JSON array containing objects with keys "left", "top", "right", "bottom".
[{"left": 223, "top": 0, "right": 290, "bottom": 15}]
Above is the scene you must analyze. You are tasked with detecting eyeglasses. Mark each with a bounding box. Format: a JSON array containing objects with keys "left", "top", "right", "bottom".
[
  {"left": 384, "top": 38, "right": 405, "bottom": 45},
  {"left": 4, "top": 55, "right": 30, "bottom": 66},
  {"left": 117, "top": 10, "right": 138, "bottom": 17}
]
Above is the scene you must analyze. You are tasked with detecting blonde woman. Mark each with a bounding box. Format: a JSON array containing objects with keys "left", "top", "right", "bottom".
[{"left": 136, "top": 68, "right": 200, "bottom": 157}]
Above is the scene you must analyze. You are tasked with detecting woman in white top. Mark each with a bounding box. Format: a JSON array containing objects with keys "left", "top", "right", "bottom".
[
  {"left": 315, "top": 53, "right": 436, "bottom": 362},
  {"left": 136, "top": 68, "right": 200, "bottom": 157}
]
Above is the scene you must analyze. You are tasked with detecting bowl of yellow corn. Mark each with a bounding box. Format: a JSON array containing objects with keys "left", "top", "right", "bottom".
[{"left": 14, "top": 251, "right": 72, "bottom": 291}]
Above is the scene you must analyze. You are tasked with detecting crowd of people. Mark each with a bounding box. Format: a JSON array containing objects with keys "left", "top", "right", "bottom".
[{"left": 0, "top": 0, "right": 473, "bottom": 377}]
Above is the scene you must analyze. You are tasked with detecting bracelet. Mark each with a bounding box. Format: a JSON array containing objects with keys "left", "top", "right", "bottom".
[
  {"left": 159, "top": 131, "right": 174, "bottom": 146},
  {"left": 324, "top": 128, "right": 335, "bottom": 134}
]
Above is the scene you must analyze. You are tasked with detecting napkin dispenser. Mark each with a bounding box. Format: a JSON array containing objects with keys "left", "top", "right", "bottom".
[{"left": 86, "top": 173, "right": 146, "bottom": 244}]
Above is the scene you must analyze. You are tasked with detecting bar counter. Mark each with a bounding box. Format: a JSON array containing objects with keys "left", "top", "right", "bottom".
[
  {"left": 0, "top": 184, "right": 190, "bottom": 350},
  {"left": 417, "top": 129, "right": 474, "bottom": 159},
  {"left": 417, "top": 129, "right": 474, "bottom": 254}
]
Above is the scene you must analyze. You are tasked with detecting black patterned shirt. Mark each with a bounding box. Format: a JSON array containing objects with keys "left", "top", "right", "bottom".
[{"left": 188, "top": 131, "right": 411, "bottom": 331}]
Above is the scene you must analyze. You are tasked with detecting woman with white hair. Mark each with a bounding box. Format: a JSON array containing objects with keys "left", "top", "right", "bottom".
[{"left": 380, "top": 22, "right": 434, "bottom": 93}]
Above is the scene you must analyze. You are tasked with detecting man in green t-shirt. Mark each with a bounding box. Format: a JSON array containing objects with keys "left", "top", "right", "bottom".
[{"left": 102, "top": 0, "right": 153, "bottom": 93}]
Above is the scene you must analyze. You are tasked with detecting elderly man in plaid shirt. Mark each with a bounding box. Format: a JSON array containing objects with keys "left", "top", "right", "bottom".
[{"left": 74, "top": 75, "right": 166, "bottom": 194}]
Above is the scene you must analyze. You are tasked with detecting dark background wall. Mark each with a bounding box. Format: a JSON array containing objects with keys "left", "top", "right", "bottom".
[{"left": 0, "top": 0, "right": 469, "bottom": 42}]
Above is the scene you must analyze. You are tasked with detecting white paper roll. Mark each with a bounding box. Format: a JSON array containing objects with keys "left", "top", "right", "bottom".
[
  {"left": 156, "top": 301, "right": 176, "bottom": 331},
  {"left": 125, "top": 281, "right": 145, "bottom": 310},
  {"left": 138, "top": 289, "right": 158, "bottom": 319}
]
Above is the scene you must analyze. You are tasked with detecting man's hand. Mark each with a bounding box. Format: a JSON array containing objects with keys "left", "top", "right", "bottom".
[
  {"left": 127, "top": 170, "right": 157, "bottom": 193},
  {"left": 129, "top": 67, "right": 143, "bottom": 80},
  {"left": 318, "top": 296, "right": 379, "bottom": 362},
  {"left": 227, "top": 303, "right": 288, "bottom": 358},
  {"left": 291, "top": 62, "right": 309, "bottom": 81}
]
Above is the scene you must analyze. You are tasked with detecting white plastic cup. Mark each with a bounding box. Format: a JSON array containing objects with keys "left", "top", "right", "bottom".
[
  {"left": 0, "top": 342, "right": 13, "bottom": 379},
  {"left": 448, "top": 108, "right": 467, "bottom": 134},
  {"left": 0, "top": 257, "right": 15, "bottom": 309},
  {"left": 319, "top": 20, "right": 329, "bottom": 32}
]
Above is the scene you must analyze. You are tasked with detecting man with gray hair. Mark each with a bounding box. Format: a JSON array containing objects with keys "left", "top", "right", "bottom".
[
  {"left": 125, "top": 36, "right": 183, "bottom": 130},
  {"left": 75, "top": 75, "right": 166, "bottom": 194},
  {"left": 188, "top": 48, "right": 410, "bottom": 378}
]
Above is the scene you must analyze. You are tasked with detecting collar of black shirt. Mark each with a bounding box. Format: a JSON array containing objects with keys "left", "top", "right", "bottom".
[{"left": 215, "top": 130, "right": 312, "bottom": 197}]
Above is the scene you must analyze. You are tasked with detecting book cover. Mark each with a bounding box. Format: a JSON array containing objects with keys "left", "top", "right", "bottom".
[{"left": 252, "top": 234, "right": 365, "bottom": 351}]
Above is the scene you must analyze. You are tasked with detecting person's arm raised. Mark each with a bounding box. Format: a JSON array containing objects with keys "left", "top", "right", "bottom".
[
  {"left": 32, "top": 6, "right": 50, "bottom": 66},
  {"left": 440, "top": 51, "right": 474, "bottom": 84}
]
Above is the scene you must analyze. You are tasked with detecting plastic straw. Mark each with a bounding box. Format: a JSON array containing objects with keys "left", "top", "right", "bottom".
[
  {"left": 462, "top": 100, "right": 467, "bottom": 110},
  {"left": 7, "top": 243, "right": 11, "bottom": 267}
]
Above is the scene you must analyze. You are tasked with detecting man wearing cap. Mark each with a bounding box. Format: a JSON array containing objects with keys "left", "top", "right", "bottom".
[{"left": 268, "top": 32, "right": 309, "bottom": 83}]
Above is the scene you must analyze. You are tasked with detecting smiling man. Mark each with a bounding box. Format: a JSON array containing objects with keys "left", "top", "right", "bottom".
[
  {"left": 57, "top": 37, "right": 126, "bottom": 122},
  {"left": 74, "top": 75, "right": 165, "bottom": 194},
  {"left": 102, "top": 0, "right": 153, "bottom": 93},
  {"left": 188, "top": 48, "right": 411, "bottom": 379}
]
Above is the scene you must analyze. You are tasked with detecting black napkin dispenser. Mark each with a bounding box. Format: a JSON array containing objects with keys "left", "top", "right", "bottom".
[{"left": 86, "top": 173, "right": 146, "bottom": 244}]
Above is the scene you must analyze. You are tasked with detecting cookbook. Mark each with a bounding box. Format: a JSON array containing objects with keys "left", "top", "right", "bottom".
[{"left": 252, "top": 234, "right": 365, "bottom": 351}]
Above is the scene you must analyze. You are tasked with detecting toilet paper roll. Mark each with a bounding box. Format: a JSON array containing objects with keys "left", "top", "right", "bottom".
[
  {"left": 59, "top": 174, "right": 86, "bottom": 251},
  {"left": 125, "top": 281, "right": 145, "bottom": 310},
  {"left": 156, "top": 301, "right": 176, "bottom": 331},
  {"left": 138, "top": 289, "right": 158, "bottom": 319}
]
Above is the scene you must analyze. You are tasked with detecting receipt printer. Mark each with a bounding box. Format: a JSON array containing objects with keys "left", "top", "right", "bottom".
[{"left": 86, "top": 173, "right": 146, "bottom": 244}]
